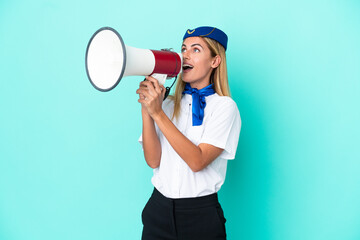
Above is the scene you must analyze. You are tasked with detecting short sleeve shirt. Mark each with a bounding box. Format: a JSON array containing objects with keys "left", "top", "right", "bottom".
[{"left": 139, "top": 93, "right": 241, "bottom": 198}]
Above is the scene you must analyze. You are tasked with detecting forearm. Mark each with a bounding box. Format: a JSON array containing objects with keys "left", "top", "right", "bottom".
[
  {"left": 136, "top": 77, "right": 220, "bottom": 171},
  {"left": 141, "top": 108, "right": 161, "bottom": 168},
  {"left": 152, "top": 111, "right": 206, "bottom": 172}
]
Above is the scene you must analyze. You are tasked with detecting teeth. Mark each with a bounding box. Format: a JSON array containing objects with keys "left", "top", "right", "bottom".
[{"left": 183, "top": 64, "right": 193, "bottom": 68}]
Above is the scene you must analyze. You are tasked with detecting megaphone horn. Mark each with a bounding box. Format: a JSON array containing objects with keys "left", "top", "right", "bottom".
[{"left": 85, "top": 27, "right": 182, "bottom": 92}]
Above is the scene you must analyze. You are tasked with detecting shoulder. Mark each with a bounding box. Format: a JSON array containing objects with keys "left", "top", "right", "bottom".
[{"left": 206, "top": 94, "right": 239, "bottom": 114}]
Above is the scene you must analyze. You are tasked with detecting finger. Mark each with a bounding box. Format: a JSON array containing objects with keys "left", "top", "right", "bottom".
[
  {"left": 140, "top": 80, "right": 156, "bottom": 90},
  {"left": 138, "top": 98, "right": 147, "bottom": 104},
  {"left": 139, "top": 93, "right": 145, "bottom": 100},
  {"left": 145, "top": 75, "right": 158, "bottom": 82},
  {"left": 137, "top": 86, "right": 157, "bottom": 102},
  {"left": 136, "top": 89, "right": 152, "bottom": 99},
  {"left": 140, "top": 81, "right": 150, "bottom": 88},
  {"left": 152, "top": 79, "right": 162, "bottom": 94},
  {"left": 136, "top": 86, "right": 149, "bottom": 93},
  {"left": 146, "top": 76, "right": 161, "bottom": 94},
  {"left": 142, "top": 80, "right": 158, "bottom": 97},
  {"left": 141, "top": 79, "right": 153, "bottom": 89},
  {"left": 161, "top": 87, "right": 166, "bottom": 98}
]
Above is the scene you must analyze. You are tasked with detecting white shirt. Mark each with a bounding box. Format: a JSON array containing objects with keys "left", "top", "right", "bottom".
[{"left": 139, "top": 93, "right": 241, "bottom": 198}]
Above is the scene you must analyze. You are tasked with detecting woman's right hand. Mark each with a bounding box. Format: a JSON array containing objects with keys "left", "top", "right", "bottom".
[
  {"left": 136, "top": 80, "right": 151, "bottom": 116},
  {"left": 136, "top": 76, "right": 166, "bottom": 119}
]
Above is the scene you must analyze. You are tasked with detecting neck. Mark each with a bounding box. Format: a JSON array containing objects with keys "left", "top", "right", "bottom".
[{"left": 189, "top": 79, "right": 211, "bottom": 90}]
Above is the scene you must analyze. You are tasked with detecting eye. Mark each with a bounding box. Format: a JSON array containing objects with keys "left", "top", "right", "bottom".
[
  {"left": 194, "top": 48, "right": 200, "bottom": 53},
  {"left": 181, "top": 48, "right": 186, "bottom": 53}
]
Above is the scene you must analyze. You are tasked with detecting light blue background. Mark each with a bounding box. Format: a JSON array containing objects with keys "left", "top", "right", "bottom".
[{"left": 1, "top": 0, "right": 360, "bottom": 239}]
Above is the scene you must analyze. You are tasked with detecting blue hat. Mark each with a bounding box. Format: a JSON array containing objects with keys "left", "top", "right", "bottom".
[{"left": 183, "top": 26, "right": 228, "bottom": 51}]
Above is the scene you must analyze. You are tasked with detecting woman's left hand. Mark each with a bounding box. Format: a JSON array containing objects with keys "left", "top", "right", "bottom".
[{"left": 136, "top": 76, "right": 166, "bottom": 118}]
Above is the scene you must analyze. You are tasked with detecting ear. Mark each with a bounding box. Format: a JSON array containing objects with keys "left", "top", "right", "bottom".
[{"left": 211, "top": 55, "right": 221, "bottom": 69}]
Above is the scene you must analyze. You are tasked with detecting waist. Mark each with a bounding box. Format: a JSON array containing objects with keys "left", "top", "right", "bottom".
[{"left": 151, "top": 187, "right": 219, "bottom": 210}]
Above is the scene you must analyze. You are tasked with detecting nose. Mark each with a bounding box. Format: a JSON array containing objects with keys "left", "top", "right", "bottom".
[{"left": 182, "top": 50, "right": 190, "bottom": 60}]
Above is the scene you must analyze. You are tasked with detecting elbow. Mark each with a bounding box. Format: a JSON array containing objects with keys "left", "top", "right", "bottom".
[
  {"left": 147, "top": 161, "right": 160, "bottom": 169},
  {"left": 144, "top": 150, "right": 161, "bottom": 169},
  {"left": 188, "top": 154, "right": 208, "bottom": 172},
  {"left": 188, "top": 154, "right": 215, "bottom": 172},
  {"left": 189, "top": 162, "right": 206, "bottom": 173},
  {"left": 145, "top": 158, "right": 160, "bottom": 169},
  {"left": 191, "top": 167, "right": 202, "bottom": 173}
]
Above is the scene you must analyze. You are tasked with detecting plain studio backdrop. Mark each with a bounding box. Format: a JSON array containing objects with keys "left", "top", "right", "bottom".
[{"left": 0, "top": 0, "right": 359, "bottom": 239}]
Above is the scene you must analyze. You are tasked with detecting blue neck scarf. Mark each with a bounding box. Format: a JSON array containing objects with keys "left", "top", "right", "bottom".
[{"left": 182, "top": 83, "right": 215, "bottom": 126}]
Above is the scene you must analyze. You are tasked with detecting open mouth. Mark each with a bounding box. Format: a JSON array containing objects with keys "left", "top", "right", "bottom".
[{"left": 182, "top": 63, "right": 194, "bottom": 72}]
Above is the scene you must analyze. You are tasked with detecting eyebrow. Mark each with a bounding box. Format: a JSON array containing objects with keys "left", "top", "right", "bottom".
[{"left": 182, "top": 43, "right": 204, "bottom": 49}]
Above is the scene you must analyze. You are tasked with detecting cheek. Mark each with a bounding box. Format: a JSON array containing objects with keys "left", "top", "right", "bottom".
[
  {"left": 194, "top": 56, "right": 210, "bottom": 68},
  {"left": 194, "top": 58, "right": 212, "bottom": 73}
]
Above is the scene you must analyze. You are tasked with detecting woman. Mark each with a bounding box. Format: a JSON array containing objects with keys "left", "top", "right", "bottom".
[{"left": 136, "top": 26, "right": 241, "bottom": 240}]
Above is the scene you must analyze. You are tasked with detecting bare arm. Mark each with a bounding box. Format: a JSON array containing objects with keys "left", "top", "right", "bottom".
[
  {"left": 153, "top": 111, "right": 223, "bottom": 172},
  {"left": 137, "top": 80, "right": 165, "bottom": 168},
  {"left": 141, "top": 107, "right": 161, "bottom": 168},
  {"left": 137, "top": 77, "right": 223, "bottom": 172}
]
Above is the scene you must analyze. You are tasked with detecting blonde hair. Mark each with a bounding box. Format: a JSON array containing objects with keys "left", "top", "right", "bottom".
[{"left": 169, "top": 37, "right": 230, "bottom": 120}]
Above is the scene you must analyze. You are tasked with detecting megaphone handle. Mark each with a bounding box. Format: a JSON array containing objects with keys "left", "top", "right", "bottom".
[
  {"left": 163, "top": 76, "right": 177, "bottom": 100},
  {"left": 151, "top": 73, "right": 167, "bottom": 85},
  {"left": 142, "top": 75, "right": 177, "bottom": 101},
  {"left": 164, "top": 87, "right": 170, "bottom": 100}
]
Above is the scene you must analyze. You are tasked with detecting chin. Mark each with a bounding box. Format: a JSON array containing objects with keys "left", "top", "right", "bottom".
[
  {"left": 181, "top": 74, "right": 194, "bottom": 82},
  {"left": 181, "top": 75, "right": 191, "bottom": 83},
  {"left": 182, "top": 79, "right": 196, "bottom": 85}
]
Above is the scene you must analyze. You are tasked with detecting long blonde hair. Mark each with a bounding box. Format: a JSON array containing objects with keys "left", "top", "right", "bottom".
[{"left": 169, "top": 37, "right": 230, "bottom": 120}]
